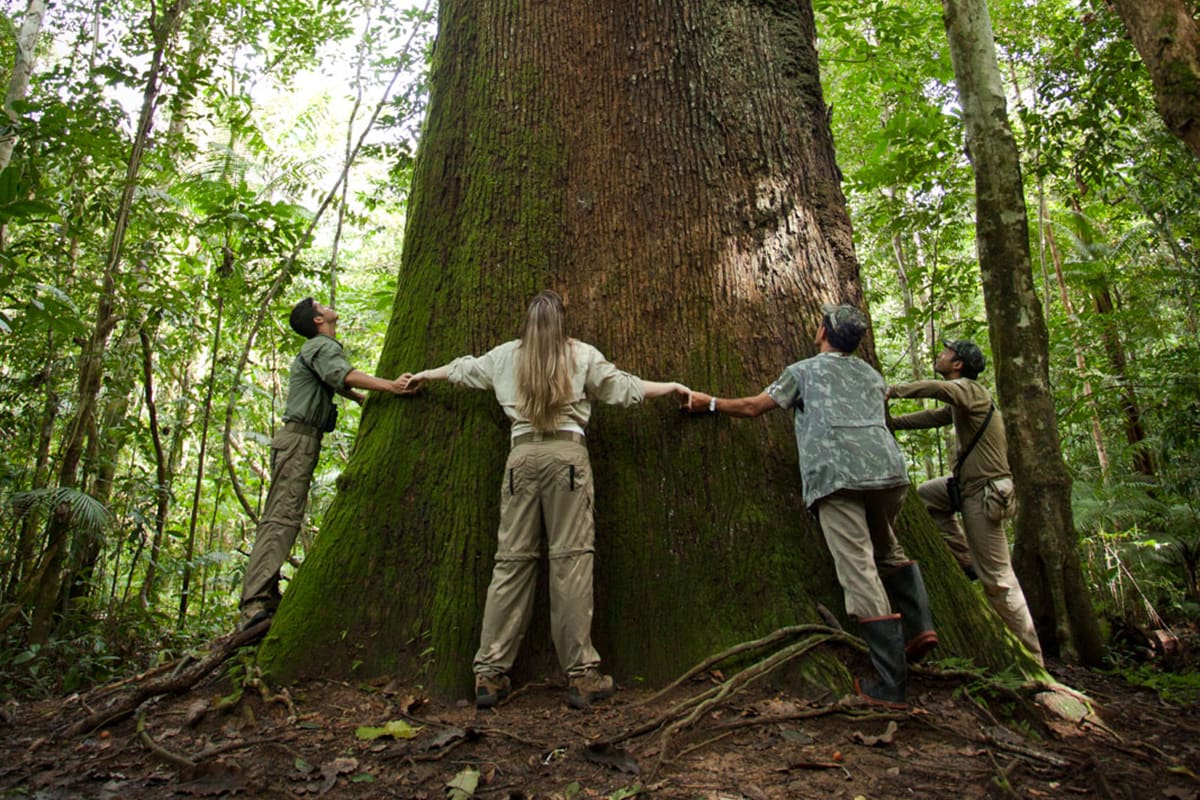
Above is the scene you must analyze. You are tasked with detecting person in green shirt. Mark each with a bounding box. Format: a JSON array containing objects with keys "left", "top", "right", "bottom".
[{"left": 239, "top": 297, "right": 406, "bottom": 631}]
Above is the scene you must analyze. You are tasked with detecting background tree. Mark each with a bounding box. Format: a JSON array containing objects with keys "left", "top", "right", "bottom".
[
  {"left": 1105, "top": 0, "right": 1200, "bottom": 158},
  {"left": 940, "top": 0, "right": 1104, "bottom": 664},
  {"left": 259, "top": 0, "right": 1035, "bottom": 695}
]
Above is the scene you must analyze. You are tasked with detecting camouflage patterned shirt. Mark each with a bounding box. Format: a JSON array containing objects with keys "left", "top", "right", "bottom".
[{"left": 766, "top": 352, "right": 908, "bottom": 507}]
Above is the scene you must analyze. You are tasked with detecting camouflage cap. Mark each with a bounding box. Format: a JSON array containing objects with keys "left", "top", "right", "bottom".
[
  {"left": 942, "top": 338, "right": 986, "bottom": 378},
  {"left": 821, "top": 303, "right": 869, "bottom": 351}
]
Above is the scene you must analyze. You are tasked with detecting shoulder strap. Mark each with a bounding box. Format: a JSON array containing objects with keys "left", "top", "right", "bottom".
[{"left": 953, "top": 402, "right": 995, "bottom": 478}]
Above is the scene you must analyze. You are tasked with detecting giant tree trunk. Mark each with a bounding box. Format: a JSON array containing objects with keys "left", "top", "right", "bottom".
[
  {"left": 1108, "top": 0, "right": 1200, "bottom": 159},
  {"left": 941, "top": 0, "right": 1104, "bottom": 665},
  {"left": 260, "top": 0, "right": 1036, "bottom": 694}
]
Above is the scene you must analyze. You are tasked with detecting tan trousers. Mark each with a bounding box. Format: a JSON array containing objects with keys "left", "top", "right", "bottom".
[
  {"left": 241, "top": 427, "right": 321, "bottom": 607},
  {"left": 814, "top": 486, "right": 911, "bottom": 619},
  {"left": 917, "top": 476, "right": 1044, "bottom": 663},
  {"left": 473, "top": 439, "right": 601, "bottom": 679}
]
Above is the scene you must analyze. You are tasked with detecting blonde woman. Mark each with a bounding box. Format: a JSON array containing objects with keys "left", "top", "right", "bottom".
[{"left": 399, "top": 290, "right": 689, "bottom": 709}]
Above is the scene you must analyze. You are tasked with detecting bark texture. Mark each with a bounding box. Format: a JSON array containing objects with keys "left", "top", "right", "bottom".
[
  {"left": 261, "top": 0, "right": 1035, "bottom": 694},
  {"left": 941, "top": 0, "right": 1104, "bottom": 664},
  {"left": 1108, "top": 0, "right": 1200, "bottom": 159}
]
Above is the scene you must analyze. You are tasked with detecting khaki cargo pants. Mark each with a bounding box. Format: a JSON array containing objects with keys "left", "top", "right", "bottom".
[
  {"left": 473, "top": 438, "right": 601, "bottom": 679},
  {"left": 917, "top": 476, "right": 1043, "bottom": 663},
  {"left": 814, "top": 485, "right": 910, "bottom": 619},
  {"left": 240, "top": 426, "right": 321, "bottom": 608}
]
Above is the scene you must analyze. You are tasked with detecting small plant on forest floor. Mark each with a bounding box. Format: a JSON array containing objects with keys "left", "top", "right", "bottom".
[{"left": 1113, "top": 663, "right": 1200, "bottom": 707}]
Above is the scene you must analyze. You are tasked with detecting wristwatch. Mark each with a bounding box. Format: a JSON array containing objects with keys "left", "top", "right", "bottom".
[{"left": 709, "top": 397, "right": 717, "bottom": 413}]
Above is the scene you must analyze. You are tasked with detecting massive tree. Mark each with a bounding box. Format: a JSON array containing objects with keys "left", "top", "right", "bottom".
[
  {"left": 259, "top": 0, "right": 1037, "bottom": 694},
  {"left": 941, "top": 0, "right": 1103, "bottom": 663}
]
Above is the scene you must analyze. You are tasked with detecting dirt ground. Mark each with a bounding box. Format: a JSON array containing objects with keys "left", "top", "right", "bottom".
[{"left": 1, "top": 655, "right": 1198, "bottom": 799}]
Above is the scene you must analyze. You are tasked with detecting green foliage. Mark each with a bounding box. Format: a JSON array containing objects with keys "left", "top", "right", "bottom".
[{"left": 1114, "top": 664, "right": 1200, "bottom": 707}]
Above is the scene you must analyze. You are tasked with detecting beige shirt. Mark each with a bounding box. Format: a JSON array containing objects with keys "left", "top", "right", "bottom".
[
  {"left": 889, "top": 377, "right": 1009, "bottom": 491},
  {"left": 446, "top": 339, "right": 646, "bottom": 439}
]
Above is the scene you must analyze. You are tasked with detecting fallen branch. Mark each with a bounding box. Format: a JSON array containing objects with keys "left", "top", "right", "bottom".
[{"left": 61, "top": 620, "right": 270, "bottom": 738}]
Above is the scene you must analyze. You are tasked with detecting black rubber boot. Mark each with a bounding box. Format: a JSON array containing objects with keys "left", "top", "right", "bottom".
[
  {"left": 882, "top": 561, "right": 939, "bottom": 660},
  {"left": 855, "top": 614, "right": 908, "bottom": 708}
]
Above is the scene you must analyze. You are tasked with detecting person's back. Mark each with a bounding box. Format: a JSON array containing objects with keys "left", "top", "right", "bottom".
[
  {"left": 779, "top": 352, "right": 908, "bottom": 507},
  {"left": 397, "top": 289, "right": 690, "bottom": 709}
]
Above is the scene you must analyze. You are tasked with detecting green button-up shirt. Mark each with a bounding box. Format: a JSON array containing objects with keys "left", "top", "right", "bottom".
[{"left": 282, "top": 334, "right": 353, "bottom": 431}]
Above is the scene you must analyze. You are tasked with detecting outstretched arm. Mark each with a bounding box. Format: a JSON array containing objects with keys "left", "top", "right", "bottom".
[
  {"left": 397, "top": 364, "right": 451, "bottom": 394},
  {"left": 683, "top": 390, "right": 778, "bottom": 418},
  {"left": 344, "top": 368, "right": 407, "bottom": 399},
  {"left": 641, "top": 379, "right": 692, "bottom": 401}
]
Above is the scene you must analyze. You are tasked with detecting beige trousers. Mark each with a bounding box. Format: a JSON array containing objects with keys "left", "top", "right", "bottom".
[
  {"left": 814, "top": 486, "right": 911, "bottom": 619},
  {"left": 473, "top": 439, "right": 601, "bottom": 679},
  {"left": 241, "top": 427, "right": 321, "bottom": 607},
  {"left": 918, "top": 476, "right": 1044, "bottom": 663}
]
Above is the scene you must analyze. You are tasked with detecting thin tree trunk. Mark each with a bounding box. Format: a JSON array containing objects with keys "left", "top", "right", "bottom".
[
  {"left": 1042, "top": 199, "right": 1109, "bottom": 475},
  {"left": 5, "top": 333, "right": 58, "bottom": 601},
  {"left": 178, "top": 294, "right": 223, "bottom": 624},
  {"left": 137, "top": 319, "right": 172, "bottom": 608},
  {"left": 27, "top": 0, "right": 191, "bottom": 644},
  {"left": 941, "top": 0, "right": 1104, "bottom": 665},
  {"left": 1108, "top": 0, "right": 1200, "bottom": 158},
  {"left": 0, "top": 0, "right": 49, "bottom": 171}
]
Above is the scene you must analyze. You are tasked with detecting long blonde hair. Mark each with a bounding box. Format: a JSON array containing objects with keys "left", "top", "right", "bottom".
[{"left": 516, "top": 290, "right": 575, "bottom": 431}]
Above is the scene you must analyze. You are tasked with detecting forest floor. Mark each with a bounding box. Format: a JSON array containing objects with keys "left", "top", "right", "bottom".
[{"left": 1, "top": 651, "right": 1198, "bottom": 800}]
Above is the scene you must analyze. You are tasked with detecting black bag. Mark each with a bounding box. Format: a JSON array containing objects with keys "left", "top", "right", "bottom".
[{"left": 946, "top": 476, "right": 963, "bottom": 512}]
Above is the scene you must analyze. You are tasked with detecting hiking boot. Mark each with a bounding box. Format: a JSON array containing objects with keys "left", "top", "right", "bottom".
[
  {"left": 475, "top": 673, "right": 511, "bottom": 709},
  {"left": 855, "top": 614, "right": 908, "bottom": 709},
  {"left": 881, "top": 561, "right": 939, "bottom": 661},
  {"left": 238, "top": 600, "right": 275, "bottom": 632},
  {"left": 567, "top": 669, "right": 614, "bottom": 709}
]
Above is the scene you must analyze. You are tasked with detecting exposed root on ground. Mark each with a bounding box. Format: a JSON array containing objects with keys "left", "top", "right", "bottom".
[{"left": 60, "top": 619, "right": 269, "bottom": 738}]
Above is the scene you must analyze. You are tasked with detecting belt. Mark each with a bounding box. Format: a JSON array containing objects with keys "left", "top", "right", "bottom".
[
  {"left": 511, "top": 430, "right": 586, "bottom": 448},
  {"left": 283, "top": 421, "right": 322, "bottom": 438}
]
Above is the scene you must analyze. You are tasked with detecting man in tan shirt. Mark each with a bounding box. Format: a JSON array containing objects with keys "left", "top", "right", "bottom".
[{"left": 887, "top": 340, "right": 1043, "bottom": 664}]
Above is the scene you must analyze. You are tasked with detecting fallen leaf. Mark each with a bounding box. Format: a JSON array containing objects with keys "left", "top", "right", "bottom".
[
  {"left": 355, "top": 719, "right": 422, "bottom": 740},
  {"left": 446, "top": 766, "right": 480, "bottom": 799},
  {"left": 320, "top": 757, "right": 358, "bottom": 794},
  {"left": 739, "top": 782, "right": 768, "bottom": 800},
  {"left": 850, "top": 721, "right": 898, "bottom": 747}
]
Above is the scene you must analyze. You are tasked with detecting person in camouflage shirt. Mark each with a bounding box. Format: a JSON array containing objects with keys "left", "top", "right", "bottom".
[{"left": 685, "top": 304, "right": 936, "bottom": 708}]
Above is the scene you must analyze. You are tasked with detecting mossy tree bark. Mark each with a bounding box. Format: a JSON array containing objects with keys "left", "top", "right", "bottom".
[
  {"left": 941, "top": 0, "right": 1104, "bottom": 664},
  {"left": 260, "top": 0, "right": 1038, "bottom": 695}
]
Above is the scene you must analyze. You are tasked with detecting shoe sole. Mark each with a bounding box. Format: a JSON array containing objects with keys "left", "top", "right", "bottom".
[
  {"left": 567, "top": 688, "right": 613, "bottom": 709},
  {"left": 905, "top": 631, "right": 939, "bottom": 661},
  {"left": 852, "top": 678, "right": 909, "bottom": 711}
]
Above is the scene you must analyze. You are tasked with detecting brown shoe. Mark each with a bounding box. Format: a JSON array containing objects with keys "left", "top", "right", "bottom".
[
  {"left": 567, "top": 669, "right": 614, "bottom": 709},
  {"left": 238, "top": 600, "right": 275, "bottom": 632},
  {"left": 475, "top": 673, "right": 511, "bottom": 709}
]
